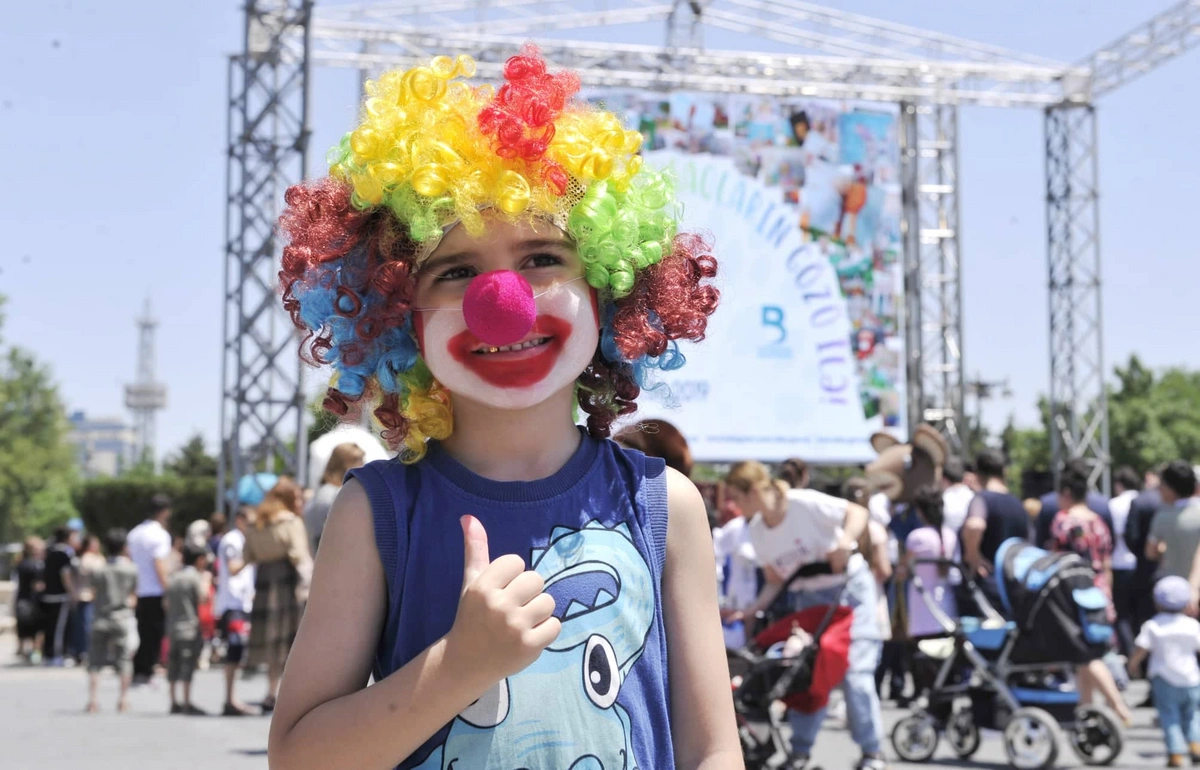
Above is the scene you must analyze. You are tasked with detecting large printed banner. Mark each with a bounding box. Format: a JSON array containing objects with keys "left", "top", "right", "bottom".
[{"left": 597, "top": 93, "right": 907, "bottom": 463}]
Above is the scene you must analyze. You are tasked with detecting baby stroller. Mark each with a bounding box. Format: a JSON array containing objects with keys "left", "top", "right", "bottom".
[
  {"left": 889, "top": 539, "right": 1124, "bottom": 769},
  {"left": 728, "top": 563, "right": 853, "bottom": 770}
]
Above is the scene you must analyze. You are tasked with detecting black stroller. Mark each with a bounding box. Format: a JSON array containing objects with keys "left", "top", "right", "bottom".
[
  {"left": 889, "top": 539, "right": 1124, "bottom": 769},
  {"left": 727, "top": 563, "right": 850, "bottom": 770}
]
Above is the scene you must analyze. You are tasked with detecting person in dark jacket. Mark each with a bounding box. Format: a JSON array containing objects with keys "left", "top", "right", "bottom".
[
  {"left": 1036, "top": 459, "right": 1115, "bottom": 548},
  {"left": 1123, "top": 466, "right": 1163, "bottom": 706}
]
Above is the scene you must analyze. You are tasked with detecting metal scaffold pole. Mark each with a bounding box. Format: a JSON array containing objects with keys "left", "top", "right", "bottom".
[
  {"left": 219, "top": 0, "right": 313, "bottom": 511},
  {"left": 915, "top": 104, "right": 965, "bottom": 451},
  {"left": 1045, "top": 103, "right": 1110, "bottom": 493}
]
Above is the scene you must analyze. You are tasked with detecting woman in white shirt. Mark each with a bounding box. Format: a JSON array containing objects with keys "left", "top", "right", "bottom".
[{"left": 724, "top": 461, "right": 887, "bottom": 770}]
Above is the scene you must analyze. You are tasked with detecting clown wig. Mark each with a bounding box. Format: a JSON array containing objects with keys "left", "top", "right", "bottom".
[{"left": 279, "top": 46, "right": 719, "bottom": 461}]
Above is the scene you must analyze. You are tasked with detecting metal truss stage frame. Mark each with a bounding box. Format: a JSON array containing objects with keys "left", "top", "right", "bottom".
[{"left": 221, "top": 0, "right": 1199, "bottom": 504}]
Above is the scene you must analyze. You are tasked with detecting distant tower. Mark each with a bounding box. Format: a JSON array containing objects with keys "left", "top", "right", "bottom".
[{"left": 124, "top": 298, "right": 168, "bottom": 473}]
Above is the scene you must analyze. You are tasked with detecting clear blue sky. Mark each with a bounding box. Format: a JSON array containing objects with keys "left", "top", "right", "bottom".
[{"left": 2, "top": 1, "right": 1196, "bottom": 459}]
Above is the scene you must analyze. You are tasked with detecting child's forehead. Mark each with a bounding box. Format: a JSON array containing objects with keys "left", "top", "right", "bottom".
[{"left": 439, "top": 215, "right": 569, "bottom": 252}]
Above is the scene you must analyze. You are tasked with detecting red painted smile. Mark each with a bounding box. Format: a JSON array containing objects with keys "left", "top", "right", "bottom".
[{"left": 448, "top": 316, "right": 575, "bottom": 388}]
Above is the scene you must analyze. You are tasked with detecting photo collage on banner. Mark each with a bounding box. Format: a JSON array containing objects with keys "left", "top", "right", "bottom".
[{"left": 595, "top": 91, "right": 907, "bottom": 463}]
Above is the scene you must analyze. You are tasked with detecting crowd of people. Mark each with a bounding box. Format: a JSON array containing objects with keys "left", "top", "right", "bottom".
[
  {"left": 702, "top": 444, "right": 1200, "bottom": 768},
  {"left": 8, "top": 442, "right": 368, "bottom": 717}
]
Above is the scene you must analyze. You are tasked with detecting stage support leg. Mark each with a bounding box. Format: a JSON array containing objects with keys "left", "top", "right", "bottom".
[
  {"left": 901, "top": 103, "right": 965, "bottom": 449},
  {"left": 220, "top": 0, "right": 313, "bottom": 510},
  {"left": 1045, "top": 103, "right": 1110, "bottom": 493}
]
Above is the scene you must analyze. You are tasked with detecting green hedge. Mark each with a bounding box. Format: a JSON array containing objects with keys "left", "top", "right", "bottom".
[{"left": 74, "top": 476, "right": 217, "bottom": 538}]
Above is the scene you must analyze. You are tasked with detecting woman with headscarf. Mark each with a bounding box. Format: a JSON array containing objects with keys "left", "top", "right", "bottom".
[{"left": 243, "top": 478, "right": 311, "bottom": 713}]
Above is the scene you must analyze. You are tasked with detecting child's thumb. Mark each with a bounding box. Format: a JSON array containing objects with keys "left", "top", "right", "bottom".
[{"left": 460, "top": 515, "right": 490, "bottom": 595}]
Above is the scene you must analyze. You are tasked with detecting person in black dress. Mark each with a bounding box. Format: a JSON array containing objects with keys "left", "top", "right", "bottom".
[{"left": 13, "top": 537, "right": 46, "bottom": 663}]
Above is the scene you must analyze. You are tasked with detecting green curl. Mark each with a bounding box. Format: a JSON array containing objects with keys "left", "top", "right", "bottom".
[{"left": 567, "top": 169, "right": 678, "bottom": 299}]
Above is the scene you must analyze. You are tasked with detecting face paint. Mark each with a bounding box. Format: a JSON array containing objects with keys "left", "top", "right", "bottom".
[{"left": 415, "top": 278, "right": 600, "bottom": 410}]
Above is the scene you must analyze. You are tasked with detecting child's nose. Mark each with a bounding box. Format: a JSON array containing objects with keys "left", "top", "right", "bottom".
[{"left": 462, "top": 270, "right": 536, "bottom": 347}]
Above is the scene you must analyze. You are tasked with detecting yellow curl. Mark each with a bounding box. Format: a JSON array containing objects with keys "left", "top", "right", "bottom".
[
  {"left": 399, "top": 381, "right": 454, "bottom": 462},
  {"left": 329, "top": 54, "right": 656, "bottom": 253}
]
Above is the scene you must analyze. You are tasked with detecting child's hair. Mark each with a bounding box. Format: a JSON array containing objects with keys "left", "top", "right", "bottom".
[
  {"left": 102, "top": 528, "right": 128, "bottom": 558},
  {"left": 21, "top": 536, "right": 43, "bottom": 560},
  {"left": 321, "top": 442, "right": 367, "bottom": 486},
  {"left": 257, "top": 478, "right": 304, "bottom": 528},
  {"left": 912, "top": 483, "right": 949, "bottom": 576},
  {"left": 181, "top": 544, "right": 208, "bottom": 567},
  {"left": 725, "top": 460, "right": 790, "bottom": 502},
  {"left": 278, "top": 46, "right": 719, "bottom": 461},
  {"left": 841, "top": 476, "right": 869, "bottom": 506},
  {"left": 778, "top": 458, "right": 809, "bottom": 489},
  {"left": 613, "top": 420, "right": 693, "bottom": 478}
]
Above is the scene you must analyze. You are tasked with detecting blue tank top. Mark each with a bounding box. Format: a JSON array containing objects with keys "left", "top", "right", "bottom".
[{"left": 348, "top": 429, "right": 674, "bottom": 770}]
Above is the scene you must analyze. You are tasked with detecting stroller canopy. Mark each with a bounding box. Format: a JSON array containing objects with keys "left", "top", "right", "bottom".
[{"left": 993, "top": 538, "right": 1112, "bottom": 664}]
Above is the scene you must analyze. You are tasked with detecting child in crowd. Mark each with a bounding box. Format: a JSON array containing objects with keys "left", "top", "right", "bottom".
[
  {"left": 904, "top": 485, "right": 959, "bottom": 638},
  {"left": 1128, "top": 576, "right": 1200, "bottom": 768},
  {"left": 166, "top": 545, "right": 211, "bottom": 715},
  {"left": 903, "top": 485, "right": 960, "bottom": 699},
  {"left": 85, "top": 528, "right": 139, "bottom": 713}
]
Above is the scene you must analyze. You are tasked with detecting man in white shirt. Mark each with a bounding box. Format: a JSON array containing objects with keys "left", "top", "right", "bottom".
[
  {"left": 941, "top": 456, "right": 974, "bottom": 579},
  {"left": 1109, "top": 466, "right": 1141, "bottom": 657},
  {"left": 941, "top": 457, "right": 973, "bottom": 537},
  {"left": 215, "top": 506, "right": 256, "bottom": 715},
  {"left": 126, "top": 494, "right": 173, "bottom": 683}
]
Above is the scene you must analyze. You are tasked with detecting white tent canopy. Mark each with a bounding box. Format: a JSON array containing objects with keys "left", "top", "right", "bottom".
[{"left": 307, "top": 425, "right": 391, "bottom": 490}]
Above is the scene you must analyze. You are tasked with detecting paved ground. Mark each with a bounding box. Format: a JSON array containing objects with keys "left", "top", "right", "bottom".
[{"left": 0, "top": 645, "right": 1171, "bottom": 769}]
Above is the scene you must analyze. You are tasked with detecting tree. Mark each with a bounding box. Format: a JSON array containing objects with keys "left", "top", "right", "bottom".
[
  {"left": 0, "top": 296, "right": 79, "bottom": 540},
  {"left": 164, "top": 434, "right": 219, "bottom": 478},
  {"left": 1108, "top": 354, "right": 1200, "bottom": 472}
]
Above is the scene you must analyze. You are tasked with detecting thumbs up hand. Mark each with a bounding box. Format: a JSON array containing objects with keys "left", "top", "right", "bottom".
[{"left": 445, "top": 515, "right": 561, "bottom": 684}]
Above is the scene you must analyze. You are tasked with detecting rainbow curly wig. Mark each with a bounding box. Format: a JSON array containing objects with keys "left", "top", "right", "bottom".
[{"left": 279, "top": 46, "right": 719, "bottom": 461}]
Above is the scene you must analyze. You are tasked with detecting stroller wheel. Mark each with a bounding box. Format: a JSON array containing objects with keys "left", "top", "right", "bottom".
[
  {"left": 947, "top": 706, "right": 981, "bottom": 759},
  {"left": 1003, "top": 707, "right": 1060, "bottom": 770},
  {"left": 1068, "top": 705, "right": 1124, "bottom": 766},
  {"left": 890, "top": 712, "right": 939, "bottom": 763}
]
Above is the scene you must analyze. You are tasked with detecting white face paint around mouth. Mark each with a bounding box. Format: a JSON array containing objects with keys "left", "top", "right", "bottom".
[{"left": 417, "top": 278, "right": 599, "bottom": 411}]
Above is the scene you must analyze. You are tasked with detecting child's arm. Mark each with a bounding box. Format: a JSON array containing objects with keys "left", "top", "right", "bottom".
[
  {"left": 268, "top": 481, "right": 559, "bottom": 770},
  {"left": 1126, "top": 645, "right": 1148, "bottom": 677},
  {"left": 662, "top": 469, "right": 744, "bottom": 770}
]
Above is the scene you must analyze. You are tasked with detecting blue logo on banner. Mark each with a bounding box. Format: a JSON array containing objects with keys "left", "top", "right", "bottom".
[{"left": 758, "top": 305, "right": 792, "bottom": 359}]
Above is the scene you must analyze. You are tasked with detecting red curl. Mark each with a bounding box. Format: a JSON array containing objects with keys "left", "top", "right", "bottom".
[
  {"left": 374, "top": 393, "right": 409, "bottom": 449},
  {"left": 278, "top": 177, "right": 422, "bottom": 447},
  {"left": 578, "top": 350, "right": 641, "bottom": 440},
  {"left": 609, "top": 232, "right": 720, "bottom": 361},
  {"left": 477, "top": 44, "right": 580, "bottom": 165}
]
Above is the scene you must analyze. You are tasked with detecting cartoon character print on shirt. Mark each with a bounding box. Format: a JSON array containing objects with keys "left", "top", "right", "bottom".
[{"left": 413, "top": 520, "right": 655, "bottom": 770}]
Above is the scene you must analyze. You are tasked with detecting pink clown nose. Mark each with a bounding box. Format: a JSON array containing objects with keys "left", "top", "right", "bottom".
[{"left": 462, "top": 270, "right": 537, "bottom": 347}]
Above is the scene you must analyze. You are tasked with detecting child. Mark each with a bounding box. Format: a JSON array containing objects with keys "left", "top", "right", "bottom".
[
  {"left": 903, "top": 485, "right": 960, "bottom": 700},
  {"left": 904, "top": 485, "right": 959, "bottom": 639},
  {"left": 1128, "top": 576, "right": 1200, "bottom": 768},
  {"left": 166, "top": 544, "right": 210, "bottom": 715},
  {"left": 266, "top": 48, "right": 740, "bottom": 770},
  {"left": 85, "top": 528, "right": 139, "bottom": 713}
]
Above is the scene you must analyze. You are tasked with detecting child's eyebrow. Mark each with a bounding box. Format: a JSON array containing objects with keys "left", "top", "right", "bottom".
[
  {"left": 422, "top": 251, "right": 476, "bottom": 273},
  {"left": 510, "top": 237, "right": 572, "bottom": 253}
]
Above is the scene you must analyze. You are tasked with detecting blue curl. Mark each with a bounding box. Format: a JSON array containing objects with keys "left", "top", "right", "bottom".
[{"left": 294, "top": 279, "right": 336, "bottom": 331}]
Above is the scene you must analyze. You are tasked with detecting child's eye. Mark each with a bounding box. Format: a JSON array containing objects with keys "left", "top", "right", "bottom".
[
  {"left": 527, "top": 253, "right": 564, "bottom": 269},
  {"left": 434, "top": 265, "right": 476, "bottom": 282}
]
